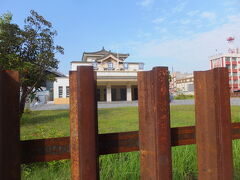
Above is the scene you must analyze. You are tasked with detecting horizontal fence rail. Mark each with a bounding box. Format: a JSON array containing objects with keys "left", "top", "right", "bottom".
[{"left": 21, "top": 122, "right": 240, "bottom": 164}]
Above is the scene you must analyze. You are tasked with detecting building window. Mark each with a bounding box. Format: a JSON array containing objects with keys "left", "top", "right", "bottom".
[
  {"left": 123, "top": 62, "right": 128, "bottom": 70},
  {"left": 92, "top": 62, "right": 98, "bottom": 70},
  {"left": 226, "top": 57, "right": 230, "bottom": 61},
  {"left": 232, "top": 57, "right": 237, "bottom": 61},
  {"left": 66, "top": 86, "right": 70, "bottom": 98},
  {"left": 107, "top": 62, "right": 113, "bottom": 70},
  {"left": 58, "top": 86, "right": 63, "bottom": 98},
  {"left": 232, "top": 65, "right": 237, "bottom": 69},
  {"left": 139, "top": 63, "right": 144, "bottom": 70}
]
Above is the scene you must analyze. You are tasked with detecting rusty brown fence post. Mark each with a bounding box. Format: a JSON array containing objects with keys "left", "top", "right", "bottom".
[
  {"left": 69, "top": 66, "right": 99, "bottom": 180},
  {"left": 0, "top": 71, "right": 20, "bottom": 180},
  {"left": 194, "top": 67, "right": 233, "bottom": 180},
  {"left": 138, "top": 67, "right": 172, "bottom": 180}
]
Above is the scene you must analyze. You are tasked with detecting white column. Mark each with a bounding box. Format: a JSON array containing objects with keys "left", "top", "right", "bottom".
[
  {"left": 107, "top": 85, "right": 112, "bottom": 102},
  {"left": 127, "top": 85, "right": 132, "bottom": 101}
]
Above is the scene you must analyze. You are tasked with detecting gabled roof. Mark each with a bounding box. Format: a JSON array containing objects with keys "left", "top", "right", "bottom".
[
  {"left": 82, "top": 47, "right": 129, "bottom": 61},
  {"left": 96, "top": 54, "right": 124, "bottom": 62}
]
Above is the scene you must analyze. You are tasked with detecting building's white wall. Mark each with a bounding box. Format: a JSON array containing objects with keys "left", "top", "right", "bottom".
[
  {"left": 175, "top": 75, "right": 194, "bottom": 95},
  {"left": 128, "top": 64, "right": 140, "bottom": 71},
  {"left": 86, "top": 57, "right": 97, "bottom": 62},
  {"left": 53, "top": 77, "right": 69, "bottom": 99},
  {"left": 71, "top": 63, "right": 93, "bottom": 71},
  {"left": 176, "top": 82, "right": 194, "bottom": 95}
]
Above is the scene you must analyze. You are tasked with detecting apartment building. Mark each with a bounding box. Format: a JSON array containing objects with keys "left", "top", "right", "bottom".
[
  {"left": 209, "top": 48, "right": 240, "bottom": 92},
  {"left": 171, "top": 72, "right": 194, "bottom": 95}
]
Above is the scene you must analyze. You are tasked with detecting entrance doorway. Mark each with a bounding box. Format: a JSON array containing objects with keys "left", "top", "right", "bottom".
[
  {"left": 111, "top": 86, "right": 126, "bottom": 101},
  {"left": 132, "top": 85, "right": 138, "bottom": 100},
  {"left": 97, "top": 86, "right": 106, "bottom": 101}
]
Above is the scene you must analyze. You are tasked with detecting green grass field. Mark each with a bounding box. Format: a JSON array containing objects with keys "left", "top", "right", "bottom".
[{"left": 21, "top": 105, "right": 240, "bottom": 180}]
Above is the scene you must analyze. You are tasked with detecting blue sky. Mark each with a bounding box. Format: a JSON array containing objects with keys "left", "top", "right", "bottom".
[{"left": 1, "top": 0, "right": 240, "bottom": 74}]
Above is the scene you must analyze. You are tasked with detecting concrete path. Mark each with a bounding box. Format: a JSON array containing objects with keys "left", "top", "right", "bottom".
[
  {"left": 30, "top": 101, "right": 138, "bottom": 111},
  {"left": 170, "top": 98, "right": 240, "bottom": 106},
  {"left": 30, "top": 98, "right": 240, "bottom": 111}
]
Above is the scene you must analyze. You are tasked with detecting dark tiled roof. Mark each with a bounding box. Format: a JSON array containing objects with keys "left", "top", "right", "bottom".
[
  {"left": 46, "top": 69, "right": 67, "bottom": 77},
  {"left": 82, "top": 47, "right": 129, "bottom": 60}
]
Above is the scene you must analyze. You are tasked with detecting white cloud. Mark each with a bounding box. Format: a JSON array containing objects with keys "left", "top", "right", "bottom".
[
  {"left": 222, "top": 0, "right": 239, "bottom": 6},
  {"left": 186, "top": 10, "right": 199, "bottom": 16},
  {"left": 155, "top": 27, "right": 167, "bottom": 33},
  {"left": 179, "top": 19, "right": 191, "bottom": 25},
  {"left": 227, "top": 14, "right": 240, "bottom": 22},
  {"left": 152, "top": 17, "right": 165, "bottom": 24},
  {"left": 127, "top": 17, "right": 240, "bottom": 72},
  {"left": 200, "top": 12, "right": 216, "bottom": 20},
  {"left": 172, "top": 1, "right": 187, "bottom": 13},
  {"left": 136, "top": 31, "right": 152, "bottom": 39},
  {"left": 138, "top": 0, "right": 154, "bottom": 7}
]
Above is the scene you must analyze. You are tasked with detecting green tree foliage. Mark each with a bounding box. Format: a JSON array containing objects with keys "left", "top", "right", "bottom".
[{"left": 0, "top": 10, "right": 64, "bottom": 117}]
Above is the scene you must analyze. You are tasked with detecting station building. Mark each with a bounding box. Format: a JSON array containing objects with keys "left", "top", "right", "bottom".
[
  {"left": 53, "top": 48, "right": 144, "bottom": 104},
  {"left": 209, "top": 48, "right": 240, "bottom": 92}
]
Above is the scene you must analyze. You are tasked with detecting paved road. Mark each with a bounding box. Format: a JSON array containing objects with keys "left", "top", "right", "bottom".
[
  {"left": 30, "top": 98, "right": 240, "bottom": 111},
  {"left": 170, "top": 98, "right": 240, "bottom": 106}
]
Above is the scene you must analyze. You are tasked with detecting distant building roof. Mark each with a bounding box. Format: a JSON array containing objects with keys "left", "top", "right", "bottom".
[
  {"left": 82, "top": 47, "right": 129, "bottom": 61},
  {"left": 46, "top": 69, "right": 67, "bottom": 77}
]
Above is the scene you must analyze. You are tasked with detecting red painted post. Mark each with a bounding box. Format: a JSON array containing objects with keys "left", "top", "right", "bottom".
[
  {"left": 194, "top": 67, "right": 233, "bottom": 180},
  {"left": 138, "top": 67, "right": 172, "bottom": 180},
  {"left": 69, "top": 66, "right": 99, "bottom": 180},
  {"left": 0, "top": 70, "right": 20, "bottom": 180}
]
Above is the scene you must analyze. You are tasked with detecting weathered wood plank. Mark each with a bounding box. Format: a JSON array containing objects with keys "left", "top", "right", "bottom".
[
  {"left": 194, "top": 67, "right": 233, "bottom": 180},
  {"left": 69, "top": 66, "right": 99, "bottom": 180},
  {"left": 0, "top": 71, "right": 20, "bottom": 180},
  {"left": 138, "top": 67, "right": 172, "bottom": 180}
]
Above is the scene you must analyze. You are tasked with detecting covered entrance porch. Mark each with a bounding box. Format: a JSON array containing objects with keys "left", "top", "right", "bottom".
[{"left": 97, "top": 84, "right": 138, "bottom": 102}]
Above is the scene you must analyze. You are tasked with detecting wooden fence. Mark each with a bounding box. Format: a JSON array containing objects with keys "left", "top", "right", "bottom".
[{"left": 0, "top": 66, "right": 239, "bottom": 180}]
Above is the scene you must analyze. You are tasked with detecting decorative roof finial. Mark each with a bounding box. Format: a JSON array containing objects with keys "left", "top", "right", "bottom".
[{"left": 102, "top": 46, "right": 105, "bottom": 50}]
